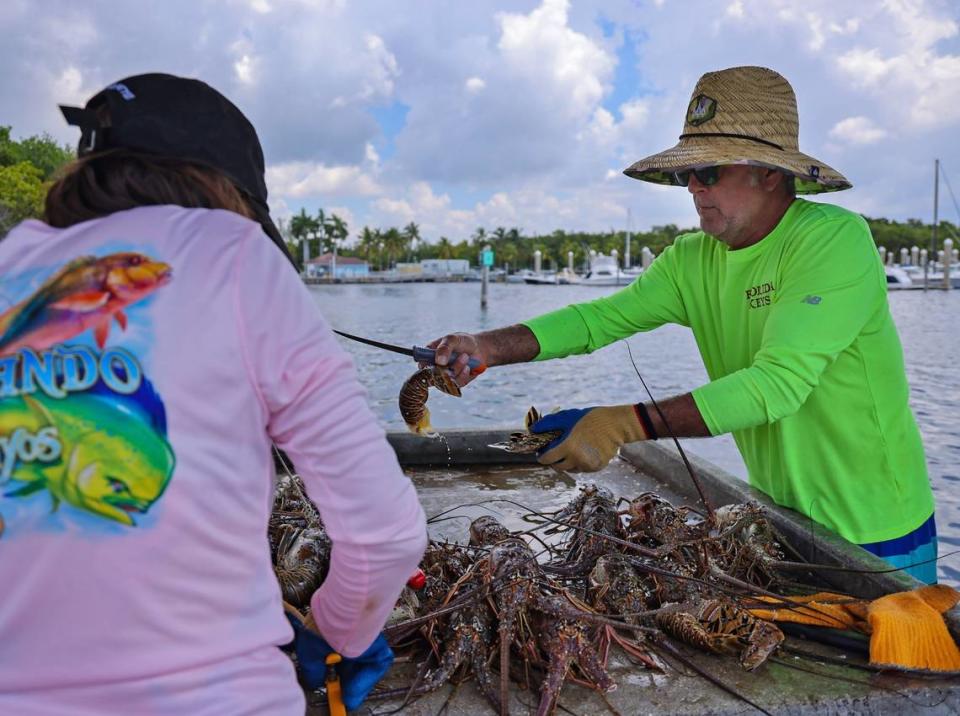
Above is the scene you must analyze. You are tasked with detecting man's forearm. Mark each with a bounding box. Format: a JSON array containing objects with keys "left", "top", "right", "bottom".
[
  {"left": 642, "top": 393, "right": 712, "bottom": 439},
  {"left": 477, "top": 324, "right": 541, "bottom": 366}
]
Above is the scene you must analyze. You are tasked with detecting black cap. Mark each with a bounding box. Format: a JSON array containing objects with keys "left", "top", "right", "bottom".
[{"left": 59, "top": 73, "right": 296, "bottom": 267}]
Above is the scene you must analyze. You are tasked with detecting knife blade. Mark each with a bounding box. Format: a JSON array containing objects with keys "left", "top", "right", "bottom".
[{"left": 333, "top": 330, "right": 485, "bottom": 372}]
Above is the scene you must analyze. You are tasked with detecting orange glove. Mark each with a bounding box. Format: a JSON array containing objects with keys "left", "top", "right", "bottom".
[
  {"left": 748, "top": 592, "right": 868, "bottom": 632},
  {"left": 867, "top": 584, "right": 960, "bottom": 671},
  {"left": 748, "top": 586, "right": 960, "bottom": 671}
]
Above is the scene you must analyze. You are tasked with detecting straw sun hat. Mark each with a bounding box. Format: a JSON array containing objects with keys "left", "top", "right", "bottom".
[{"left": 624, "top": 65, "right": 851, "bottom": 194}]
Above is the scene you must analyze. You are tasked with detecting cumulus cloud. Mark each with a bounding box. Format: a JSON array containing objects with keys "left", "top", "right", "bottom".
[
  {"left": 372, "top": 183, "right": 454, "bottom": 235},
  {"left": 829, "top": 116, "right": 888, "bottom": 144},
  {"left": 496, "top": 0, "right": 614, "bottom": 118},
  {"left": 833, "top": 2, "right": 960, "bottom": 129},
  {"left": 392, "top": 0, "right": 617, "bottom": 185},
  {"left": 266, "top": 161, "right": 381, "bottom": 197},
  {"left": 331, "top": 34, "right": 399, "bottom": 108},
  {"left": 51, "top": 67, "right": 90, "bottom": 106}
]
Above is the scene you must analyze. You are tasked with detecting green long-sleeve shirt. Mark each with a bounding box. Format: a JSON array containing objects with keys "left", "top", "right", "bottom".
[{"left": 524, "top": 199, "right": 933, "bottom": 544}]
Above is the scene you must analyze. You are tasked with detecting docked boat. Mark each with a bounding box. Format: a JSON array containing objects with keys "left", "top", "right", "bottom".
[
  {"left": 903, "top": 265, "right": 960, "bottom": 289},
  {"left": 886, "top": 265, "right": 960, "bottom": 290},
  {"left": 333, "top": 430, "right": 960, "bottom": 716},
  {"left": 579, "top": 254, "right": 635, "bottom": 286},
  {"left": 885, "top": 266, "right": 920, "bottom": 290},
  {"left": 523, "top": 271, "right": 559, "bottom": 285},
  {"left": 506, "top": 269, "right": 537, "bottom": 284}
]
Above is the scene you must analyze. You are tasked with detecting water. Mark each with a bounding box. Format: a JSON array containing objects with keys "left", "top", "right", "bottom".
[{"left": 310, "top": 282, "right": 960, "bottom": 584}]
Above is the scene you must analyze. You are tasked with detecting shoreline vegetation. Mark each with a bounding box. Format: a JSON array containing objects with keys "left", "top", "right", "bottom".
[{"left": 1, "top": 126, "right": 955, "bottom": 272}]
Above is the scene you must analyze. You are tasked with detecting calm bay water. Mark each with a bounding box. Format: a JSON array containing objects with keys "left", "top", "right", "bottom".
[{"left": 310, "top": 282, "right": 960, "bottom": 585}]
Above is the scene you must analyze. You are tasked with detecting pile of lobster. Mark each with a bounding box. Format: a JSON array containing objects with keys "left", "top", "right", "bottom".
[
  {"left": 269, "top": 472, "right": 331, "bottom": 610},
  {"left": 269, "top": 474, "right": 820, "bottom": 715}
]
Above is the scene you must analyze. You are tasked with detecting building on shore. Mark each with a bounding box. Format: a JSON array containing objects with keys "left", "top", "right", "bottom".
[
  {"left": 420, "top": 259, "right": 470, "bottom": 277},
  {"left": 304, "top": 253, "right": 370, "bottom": 280},
  {"left": 392, "top": 259, "right": 471, "bottom": 280}
]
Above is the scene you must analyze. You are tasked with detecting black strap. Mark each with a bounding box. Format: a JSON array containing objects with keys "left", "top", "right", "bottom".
[
  {"left": 679, "top": 132, "right": 784, "bottom": 151},
  {"left": 635, "top": 402, "right": 659, "bottom": 440},
  {"left": 59, "top": 105, "right": 106, "bottom": 155}
]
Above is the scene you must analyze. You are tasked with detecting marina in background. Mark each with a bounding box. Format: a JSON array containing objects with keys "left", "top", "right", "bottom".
[{"left": 303, "top": 238, "right": 960, "bottom": 291}]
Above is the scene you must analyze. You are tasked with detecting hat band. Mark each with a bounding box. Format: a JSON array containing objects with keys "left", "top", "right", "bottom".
[{"left": 679, "top": 132, "right": 784, "bottom": 151}]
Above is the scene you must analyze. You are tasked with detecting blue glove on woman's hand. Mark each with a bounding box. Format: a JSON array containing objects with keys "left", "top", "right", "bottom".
[
  {"left": 531, "top": 404, "right": 650, "bottom": 472},
  {"left": 286, "top": 612, "right": 394, "bottom": 711}
]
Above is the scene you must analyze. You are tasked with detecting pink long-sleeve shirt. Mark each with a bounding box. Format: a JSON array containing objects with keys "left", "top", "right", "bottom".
[{"left": 0, "top": 205, "right": 427, "bottom": 715}]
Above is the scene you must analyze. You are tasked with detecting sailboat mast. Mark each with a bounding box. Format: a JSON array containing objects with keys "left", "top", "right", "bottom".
[
  {"left": 624, "top": 208, "right": 632, "bottom": 269},
  {"left": 926, "top": 158, "right": 939, "bottom": 290}
]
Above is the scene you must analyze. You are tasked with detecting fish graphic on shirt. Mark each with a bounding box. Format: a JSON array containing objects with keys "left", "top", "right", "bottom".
[
  {"left": 0, "top": 253, "right": 172, "bottom": 356},
  {"left": 1, "top": 390, "right": 175, "bottom": 526}
]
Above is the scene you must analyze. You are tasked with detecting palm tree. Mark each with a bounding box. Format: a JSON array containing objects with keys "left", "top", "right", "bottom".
[
  {"left": 403, "top": 222, "right": 421, "bottom": 262},
  {"left": 291, "top": 208, "right": 318, "bottom": 266},
  {"left": 382, "top": 227, "right": 404, "bottom": 269},
  {"left": 358, "top": 226, "right": 378, "bottom": 264},
  {"left": 498, "top": 241, "right": 518, "bottom": 272},
  {"left": 436, "top": 237, "right": 454, "bottom": 259},
  {"left": 471, "top": 226, "right": 487, "bottom": 247},
  {"left": 559, "top": 239, "right": 580, "bottom": 271},
  {"left": 327, "top": 213, "right": 349, "bottom": 281}
]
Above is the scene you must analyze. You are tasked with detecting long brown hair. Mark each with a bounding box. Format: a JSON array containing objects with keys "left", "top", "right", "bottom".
[{"left": 44, "top": 149, "right": 255, "bottom": 229}]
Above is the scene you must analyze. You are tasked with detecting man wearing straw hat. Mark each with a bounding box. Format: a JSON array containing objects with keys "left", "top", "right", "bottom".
[{"left": 431, "top": 66, "right": 938, "bottom": 583}]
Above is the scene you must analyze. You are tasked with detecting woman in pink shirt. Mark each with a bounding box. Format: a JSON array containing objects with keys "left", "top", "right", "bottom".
[{"left": 0, "top": 73, "right": 427, "bottom": 715}]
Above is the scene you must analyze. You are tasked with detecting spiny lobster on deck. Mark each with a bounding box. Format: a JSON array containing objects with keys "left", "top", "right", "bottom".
[{"left": 382, "top": 482, "right": 796, "bottom": 715}]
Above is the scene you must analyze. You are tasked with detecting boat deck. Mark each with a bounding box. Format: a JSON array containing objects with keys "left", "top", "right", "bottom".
[{"left": 299, "top": 431, "right": 960, "bottom": 715}]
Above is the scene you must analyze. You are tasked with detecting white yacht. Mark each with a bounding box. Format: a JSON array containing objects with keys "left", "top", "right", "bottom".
[
  {"left": 579, "top": 254, "right": 636, "bottom": 286},
  {"left": 523, "top": 271, "right": 559, "bottom": 285},
  {"left": 885, "top": 266, "right": 920, "bottom": 290},
  {"left": 506, "top": 269, "right": 538, "bottom": 284}
]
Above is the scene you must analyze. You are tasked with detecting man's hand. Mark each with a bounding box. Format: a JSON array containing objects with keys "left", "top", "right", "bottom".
[
  {"left": 428, "top": 324, "right": 541, "bottom": 387},
  {"left": 428, "top": 332, "right": 488, "bottom": 387},
  {"left": 286, "top": 612, "right": 394, "bottom": 711},
  {"left": 532, "top": 404, "right": 650, "bottom": 472}
]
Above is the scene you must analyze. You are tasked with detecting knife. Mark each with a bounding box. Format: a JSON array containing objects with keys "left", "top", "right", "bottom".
[{"left": 333, "top": 330, "right": 486, "bottom": 373}]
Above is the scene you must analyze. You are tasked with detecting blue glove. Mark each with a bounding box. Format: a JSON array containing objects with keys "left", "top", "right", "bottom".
[
  {"left": 531, "top": 404, "right": 649, "bottom": 472},
  {"left": 286, "top": 612, "right": 394, "bottom": 711}
]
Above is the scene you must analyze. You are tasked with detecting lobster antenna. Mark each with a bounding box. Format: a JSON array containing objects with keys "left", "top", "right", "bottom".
[{"left": 624, "top": 340, "right": 715, "bottom": 520}]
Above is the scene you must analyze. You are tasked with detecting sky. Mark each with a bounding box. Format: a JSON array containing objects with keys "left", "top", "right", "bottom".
[{"left": 3, "top": 0, "right": 959, "bottom": 244}]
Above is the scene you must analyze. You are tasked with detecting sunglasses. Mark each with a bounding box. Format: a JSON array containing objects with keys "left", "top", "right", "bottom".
[{"left": 674, "top": 166, "right": 722, "bottom": 187}]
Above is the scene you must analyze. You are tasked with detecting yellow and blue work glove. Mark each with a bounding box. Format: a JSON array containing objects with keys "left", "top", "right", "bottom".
[
  {"left": 531, "top": 403, "right": 653, "bottom": 472},
  {"left": 285, "top": 612, "right": 394, "bottom": 711}
]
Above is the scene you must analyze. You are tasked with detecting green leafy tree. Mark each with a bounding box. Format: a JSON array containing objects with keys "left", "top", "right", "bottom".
[
  {"left": 0, "top": 126, "right": 73, "bottom": 237},
  {"left": 435, "top": 236, "right": 454, "bottom": 259},
  {"left": 497, "top": 241, "right": 518, "bottom": 271},
  {"left": 0, "top": 126, "right": 73, "bottom": 179},
  {"left": 403, "top": 221, "right": 421, "bottom": 261},
  {"left": 290, "top": 208, "right": 318, "bottom": 266},
  {"left": 381, "top": 227, "right": 406, "bottom": 269},
  {"left": 328, "top": 213, "right": 348, "bottom": 251},
  {"left": 0, "top": 162, "right": 45, "bottom": 235},
  {"left": 357, "top": 226, "right": 379, "bottom": 263}
]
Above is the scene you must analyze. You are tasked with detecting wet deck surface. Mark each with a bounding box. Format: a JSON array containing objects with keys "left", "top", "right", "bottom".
[
  {"left": 301, "top": 458, "right": 960, "bottom": 715},
  {"left": 404, "top": 458, "right": 689, "bottom": 543}
]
